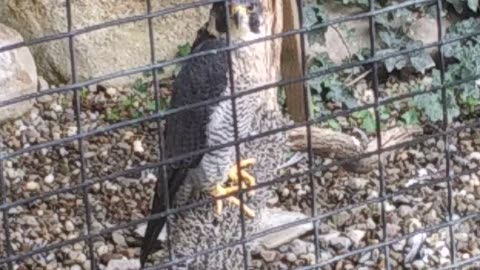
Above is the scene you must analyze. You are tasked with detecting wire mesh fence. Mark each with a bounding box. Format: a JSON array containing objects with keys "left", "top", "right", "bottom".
[{"left": 0, "top": 0, "right": 480, "bottom": 269}]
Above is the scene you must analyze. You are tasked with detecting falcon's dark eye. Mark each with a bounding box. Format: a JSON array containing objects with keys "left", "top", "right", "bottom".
[{"left": 247, "top": 5, "right": 255, "bottom": 13}]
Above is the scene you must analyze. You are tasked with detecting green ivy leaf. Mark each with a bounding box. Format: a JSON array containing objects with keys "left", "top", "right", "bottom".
[
  {"left": 352, "top": 110, "right": 370, "bottom": 119},
  {"left": 413, "top": 92, "right": 443, "bottom": 122},
  {"left": 133, "top": 78, "right": 148, "bottom": 93},
  {"left": 327, "top": 119, "right": 341, "bottom": 131},
  {"left": 303, "top": 4, "right": 325, "bottom": 28},
  {"left": 401, "top": 109, "right": 420, "bottom": 125},
  {"left": 176, "top": 43, "right": 192, "bottom": 57},
  {"left": 410, "top": 53, "right": 435, "bottom": 74},
  {"left": 361, "top": 112, "right": 377, "bottom": 134}
]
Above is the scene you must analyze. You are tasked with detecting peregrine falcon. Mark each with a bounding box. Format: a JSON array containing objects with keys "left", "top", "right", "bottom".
[{"left": 141, "top": 0, "right": 268, "bottom": 266}]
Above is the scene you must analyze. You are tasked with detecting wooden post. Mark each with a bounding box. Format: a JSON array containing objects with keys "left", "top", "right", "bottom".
[
  {"left": 282, "top": 0, "right": 305, "bottom": 122},
  {"left": 260, "top": 0, "right": 284, "bottom": 111},
  {"left": 259, "top": 0, "right": 305, "bottom": 121}
]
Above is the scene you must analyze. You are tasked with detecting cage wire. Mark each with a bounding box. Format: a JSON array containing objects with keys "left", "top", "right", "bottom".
[{"left": 0, "top": 0, "right": 480, "bottom": 269}]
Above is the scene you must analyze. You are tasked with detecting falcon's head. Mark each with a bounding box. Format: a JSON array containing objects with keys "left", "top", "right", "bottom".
[{"left": 207, "top": 0, "right": 264, "bottom": 41}]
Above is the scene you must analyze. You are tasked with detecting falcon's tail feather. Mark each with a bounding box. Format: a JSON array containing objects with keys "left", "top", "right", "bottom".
[{"left": 140, "top": 168, "right": 188, "bottom": 267}]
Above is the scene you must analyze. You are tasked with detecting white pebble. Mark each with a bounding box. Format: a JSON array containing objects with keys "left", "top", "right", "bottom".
[
  {"left": 142, "top": 173, "right": 157, "bottom": 184},
  {"left": 112, "top": 232, "right": 127, "bottom": 246},
  {"left": 70, "top": 265, "right": 82, "bottom": 270},
  {"left": 347, "top": 230, "right": 366, "bottom": 245},
  {"left": 53, "top": 132, "right": 61, "bottom": 140},
  {"left": 97, "top": 244, "right": 109, "bottom": 256},
  {"left": 133, "top": 140, "right": 144, "bottom": 153},
  {"left": 44, "top": 174, "right": 55, "bottom": 184},
  {"left": 65, "top": 221, "right": 75, "bottom": 232},
  {"left": 51, "top": 103, "right": 63, "bottom": 112},
  {"left": 26, "top": 181, "right": 40, "bottom": 191},
  {"left": 384, "top": 202, "right": 396, "bottom": 212},
  {"left": 106, "top": 87, "right": 117, "bottom": 97},
  {"left": 123, "top": 131, "right": 135, "bottom": 140},
  {"left": 439, "top": 246, "right": 450, "bottom": 258},
  {"left": 67, "top": 126, "right": 78, "bottom": 137},
  {"left": 469, "top": 152, "right": 480, "bottom": 161}
]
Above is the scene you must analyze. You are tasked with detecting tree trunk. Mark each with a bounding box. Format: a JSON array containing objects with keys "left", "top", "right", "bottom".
[
  {"left": 260, "top": 0, "right": 283, "bottom": 111},
  {"left": 260, "top": 0, "right": 305, "bottom": 122},
  {"left": 282, "top": 0, "right": 305, "bottom": 122}
]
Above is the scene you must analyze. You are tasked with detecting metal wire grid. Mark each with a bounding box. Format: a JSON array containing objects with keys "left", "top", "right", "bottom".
[{"left": 0, "top": 0, "right": 478, "bottom": 269}]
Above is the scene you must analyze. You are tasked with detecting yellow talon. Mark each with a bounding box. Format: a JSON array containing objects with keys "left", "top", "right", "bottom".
[
  {"left": 211, "top": 184, "right": 255, "bottom": 218},
  {"left": 210, "top": 158, "right": 257, "bottom": 219},
  {"left": 228, "top": 158, "right": 256, "bottom": 195}
]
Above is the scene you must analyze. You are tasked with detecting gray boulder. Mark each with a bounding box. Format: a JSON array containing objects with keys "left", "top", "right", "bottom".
[
  {"left": 2, "top": 0, "right": 209, "bottom": 87},
  {"left": 0, "top": 23, "right": 37, "bottom": 122}
]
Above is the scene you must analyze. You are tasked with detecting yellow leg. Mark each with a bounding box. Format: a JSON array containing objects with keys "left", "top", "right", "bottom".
[
  {"left": 211, "top": 184, "right": 255, "bottom": 218},
  {"left": 228, "top": 158, "right": 256, "bottom": 195},
  {"left": 210, "top": 158, "right": 257, "bottom": 219}
]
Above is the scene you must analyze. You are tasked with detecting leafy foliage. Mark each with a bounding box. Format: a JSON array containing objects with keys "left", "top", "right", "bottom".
[
  {"left": 176, "top": 43, "right": 192, "bottom": 57},
  {"left": 307, "top": 53, "right": 358, "bottom": 117},
  {"left": 374, "top": 9, "right": 435, "bottom": 74}
]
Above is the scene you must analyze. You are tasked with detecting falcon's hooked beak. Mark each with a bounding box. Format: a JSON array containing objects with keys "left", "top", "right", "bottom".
[{"left": 229, "top": 4, "right": 248, "bottom": 28}]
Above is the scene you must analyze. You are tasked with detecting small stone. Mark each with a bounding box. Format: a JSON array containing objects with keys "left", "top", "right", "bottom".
[
  {"left": 37, "top": 94, "right": 53, "bottom": 103},
  {"left": 70, "top": 265, "right": 82, "bottom": 270},
  {"left": 67, "top": 126, "right": 78, "bottom": 137},
  {"left": 455, "top": 233, "right": 469, "bottom": 242},
  {"left": 70, "top": 251, "right": 87, "bottom": 263},
  {"left": 65, "top": 221, "right": 75, "bottom": 232},
  {"left": 285, "top": 252, "right": 297, "bottom": 262},
  {"left": 351, "top": 178, "right": 368, "bottom": 189},
  {"left": 6, "top": 168, "right": 17, "bottom": 179},
  {"left": 97, "top": 244, "right": 109, "bottom": 256},
  {"left": 260, "top": 250, "right": 277, "bottom": 263},
  {"left": 347, "top": 230, "right": 365, "bottom": 246},
  {"left": 398, "top": 205, "right": 414, "bottom": 218},
  {"left": 412, "top": 260, "right": 425, "bottom": 269},
  {"left": 123, "top": 131, "right": 135, "bottom": 140},
  {"left": 300, "top": 253, "right": 316, "bottom": 265},
  {"left": 289, "top": 239, "right": 307, "bottom": 255},
  {"left": 133, "top": 140, "right": 144, "bottom": 153},
  {"left": 386, "top": 223, "right": 401, "bottom": 237},
  {"left": 38, "top": 76, "right": 49, "bottom": 91},
  {"left": 267, "top": 194, "right": 279, "bottom": 206},
  {"left": 106, "top": 259, "right": 140, "bottom": 270},
  {"left": 51, "top": 103, "right": 63, "bottom": 113},
  {"left": 329, "top": 236, "right": 352, "bottom": 251},
  {"left": 385, "top": 202, "right": 396, "bottom": 212},
  {"left": 439, "top": 246, "right": 450, "bottom": 258},
  {"left": 281, "top": 188, "right": 290, "bottom": 197},
  {"left": 44, "top": 174, "right": 54, "bottom": 184},
  {"left": 26, "top": 181, "right": 40, "bottom": 191},
  {"left": 366, "top": 218, "right": 376, "bottom": 230},
  {"left": 468, "top": 152, "right": 480, "bottom": 161},
  {"left": 106, "top": 87, "right": 117, "bottom": 97},
  {"left": 459, "top": 174, "right": 471, "bottom": 182},
  {"left": 112, "top": 232, "right": 127, "bottom": 246},
  {"left": 436, "top": 140, "right": 445, "bottom": 150}
]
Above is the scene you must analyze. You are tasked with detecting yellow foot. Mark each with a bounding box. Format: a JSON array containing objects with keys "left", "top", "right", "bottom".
[
  {"left": 228, "top": 158, "right": 256, "bottom": 196},
  {"left": 210, "top": 158, "right": 257, "bottom": 219},
  {"left": 211, "top": 184, "right": 255, "bottom": 218}
]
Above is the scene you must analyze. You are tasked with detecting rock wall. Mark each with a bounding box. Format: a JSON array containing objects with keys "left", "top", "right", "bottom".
[
  {"left": 1, "top": 0, "right": 209, "bottom": 87},
  {"left": 0, "top": 23, "right": 37, "bottom": 123}
]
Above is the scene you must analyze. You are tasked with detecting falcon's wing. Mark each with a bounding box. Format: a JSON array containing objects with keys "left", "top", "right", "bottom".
[{"left": 140, "top": 38, "right": 228, "bottom": 265}]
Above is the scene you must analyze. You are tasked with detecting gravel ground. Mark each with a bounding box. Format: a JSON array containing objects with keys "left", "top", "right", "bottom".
[{"left": 0, "top": 79, "right": 479, "bottom": 270}]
